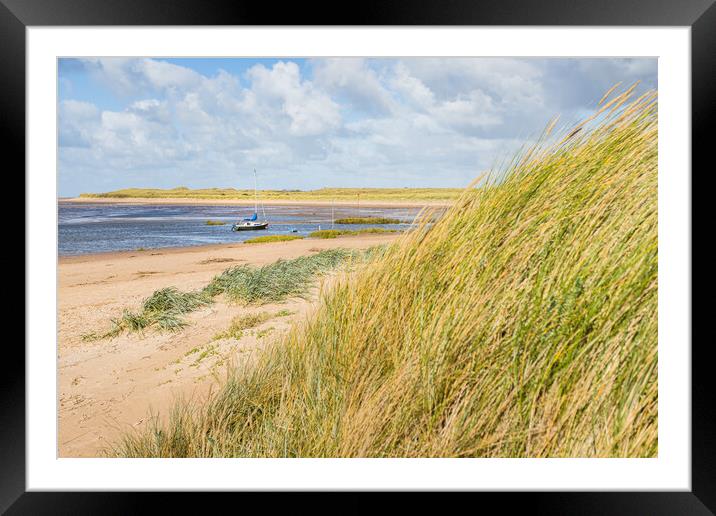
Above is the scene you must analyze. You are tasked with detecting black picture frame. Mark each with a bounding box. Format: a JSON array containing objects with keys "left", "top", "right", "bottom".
[{"left": 7, "top": 0, "right": 711, "bottom": 511}]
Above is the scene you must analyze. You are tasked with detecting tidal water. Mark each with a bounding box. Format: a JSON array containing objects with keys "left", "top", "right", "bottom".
[{"left": 58, "top": 202, "right": 422, "bottom": 256}]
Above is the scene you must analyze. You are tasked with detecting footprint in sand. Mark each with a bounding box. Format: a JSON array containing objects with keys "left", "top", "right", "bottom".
[
  {"left": 135, "top": 271, "right": 160, "bottom": 278},
  {"left": 198, "top": 257, "right": 241, "bottom": 265}
]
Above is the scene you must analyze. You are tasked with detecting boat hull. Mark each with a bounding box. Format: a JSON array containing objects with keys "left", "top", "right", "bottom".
[{"left": 232, "top": 222, "right": 269, "bottom": 231}]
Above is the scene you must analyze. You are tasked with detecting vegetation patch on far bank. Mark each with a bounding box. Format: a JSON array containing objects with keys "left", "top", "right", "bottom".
[
  {"left": 334, "top": 217, "right": 401, "bottom": 224},
  {"left": 114, "top": 87, "right": 658, "bottom": 458},
  {"left": 78, "top": 187, "right": 462, "bottom": 203},
  {"left": 244, "top": 235, "right": 304, "bottom": 244},
  {"left": 205, "top": 220, "right": 226, "bottom": 226},
  {"left": 310, "top": 228, "right": 398, "bottom": 239}
]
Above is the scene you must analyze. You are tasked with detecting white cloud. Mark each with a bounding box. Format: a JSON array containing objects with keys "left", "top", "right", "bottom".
[
  {"left": 389, "top": 63, "right": 435, "bottom": 109},
  {"left": 247, "top": 61, "right": 341, "bottom": 136},
  {"left": 61, "top": 99, "right": 100, "bottom": 119},
  {"left": 431, "top": 89, "right": 502, "bottom": 130},
  {"left": 58, "top": 57, "right": 658, "bottom": 195},
  {"left": 81, "top": 57, "right": 203, "bottom": 96},
  {"left": 59, "top": 100, "right": 100, "bottom": 148},
  {"left": 312, "top": 58, "right": 397, "bottom": 115},
  {"left": 128, "top": 99, "right": 172, "bottom": 123}
]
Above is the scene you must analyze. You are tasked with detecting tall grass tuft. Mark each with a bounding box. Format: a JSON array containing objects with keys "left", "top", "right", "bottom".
[
  {"left": 204, "top": 248, "right": 360, "bottom": 304},
  {"left": 87, "top": 250, "right": 361, "bottom": 340},
  {"left": 99, "top": 288, "right": 213, "bottom": 338},
  {"left": 114, "top": 87, "right": 657, "bottom": 458}
]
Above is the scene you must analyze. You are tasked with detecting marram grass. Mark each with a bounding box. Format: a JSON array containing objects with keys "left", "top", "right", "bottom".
[
  {"left": 204, "top": 248, "right": 361, "bottom": 304},
  {"left": 82, "top": 287, "right": 213, "bottom": 340},
  {"left": 85, "top": 249, "right": 359, "bottom": 339},
  {"left": 113, "top": 88, "right": 657, "bottom": 458}
]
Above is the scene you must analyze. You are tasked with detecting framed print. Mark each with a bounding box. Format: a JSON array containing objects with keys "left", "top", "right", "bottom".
[{"left": 8, "top": 0, "right": 712, "bottom": 511}]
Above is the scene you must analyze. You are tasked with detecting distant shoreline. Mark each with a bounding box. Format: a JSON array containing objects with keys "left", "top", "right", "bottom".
[{"left": 59, "top": 197, "right": 452, "bottom": 208}]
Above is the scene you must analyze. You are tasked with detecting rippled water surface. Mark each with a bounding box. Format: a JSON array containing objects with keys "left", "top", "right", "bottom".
[{"left": 58, "top": 203, "right": 423, "bottom": 256}]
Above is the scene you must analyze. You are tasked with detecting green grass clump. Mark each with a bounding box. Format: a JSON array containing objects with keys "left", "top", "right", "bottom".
[
  {"left": 214, "top": 312, "right": 274, "bottom": 341},
  {"left": 88, "top": 249, "right": 362, "bottom": 340},
  {"left": 87, "top": 287, "right": 213, "bottom": 339},
  {"left": 310, "top": 228, "right": 397, "bottom": 239},
  {"left": 114, "top": 87, "right": 658, "bottom": 458},
  {"left": 334, "top": 217, "right": 400, "bottom": 224},
  {"left": 309, "top": 230, "right": 342, "bottom": 239},
  {"left": 205, "top": 220, "right": 226, "bottom": 226},
  {"left": 354, "top": 227, "right": 398, "bottom": 234},
  {"left": 244, "top": 235, "right": 304, "bottom": 244},
  {"left": 204, "top": 248, "right": 359, "bottom": 304}
]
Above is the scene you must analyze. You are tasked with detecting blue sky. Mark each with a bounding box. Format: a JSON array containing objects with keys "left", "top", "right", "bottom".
[{"left": 58, "top": 57, "right": 657, "bottom": 196}]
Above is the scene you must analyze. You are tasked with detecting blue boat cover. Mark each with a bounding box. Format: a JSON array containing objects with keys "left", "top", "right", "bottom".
[{"left": 243, "top": 213, "right": 258, "bottom": 221}]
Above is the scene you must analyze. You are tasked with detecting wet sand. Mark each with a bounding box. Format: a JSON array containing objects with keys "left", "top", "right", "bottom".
[{"left": 58, "top": 233, "right": 399, "bottom": 457}]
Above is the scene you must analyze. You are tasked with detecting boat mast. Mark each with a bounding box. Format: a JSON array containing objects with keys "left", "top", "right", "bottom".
[{"left": 253, "top": 169, "right": 258, "bottom": 215}]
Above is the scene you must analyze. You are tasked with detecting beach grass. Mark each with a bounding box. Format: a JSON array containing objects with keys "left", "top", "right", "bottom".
[
  {"left": 79, "top": 187, "right": 462, "bottom": 203},
  {"left": 86, "top": 249, "right": 363, "bottom": 340},
  {"left": 83, "top": 287, "right": 213, "bottom": 339},
  {"left": 244, "top": 235, "right": 304, "bottom": 244},
  {"left": 203, "top": 248, "right": 361, "bottom": 304},
  {"left": 310, "top": 228, "right": 398, "bottom": 239},
  {"left": 334, "top": 217, "right": 401, "bottom": 224},
  {"left": 113, "top": 87, "right": 658, "bottom": 458}
]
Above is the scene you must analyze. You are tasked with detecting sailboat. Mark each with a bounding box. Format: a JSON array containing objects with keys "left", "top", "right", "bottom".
[{"left": 232, "top": 169, "right": 269, "bottom": 231}]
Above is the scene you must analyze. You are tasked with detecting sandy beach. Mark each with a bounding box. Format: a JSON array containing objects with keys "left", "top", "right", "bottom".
[
  {"left": 60, "top": 197, "right": 451, "bottom": 208},
  {"left": 58, "top": 233, "right": 399, "bottom": 457}
]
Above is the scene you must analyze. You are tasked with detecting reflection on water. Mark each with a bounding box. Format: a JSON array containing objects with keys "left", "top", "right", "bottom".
[{"left": 58, "top": 203, "right": 428, "bottom": 256}]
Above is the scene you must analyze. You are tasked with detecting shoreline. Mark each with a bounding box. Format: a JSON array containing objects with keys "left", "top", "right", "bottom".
[
  {"left": 58, "top": 241, "right": 247, "bottom": 264},
  {"left": 60, "top": 197, "right": 452, "bottom": 208},
  {"left": 58, "top": 233, "right": 403, "bottom": 264}
]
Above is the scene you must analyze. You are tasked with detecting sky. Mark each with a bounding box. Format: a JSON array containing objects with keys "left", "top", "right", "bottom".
[{"left": 58, "top": 57, "right": 657, "bottom": 196}]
